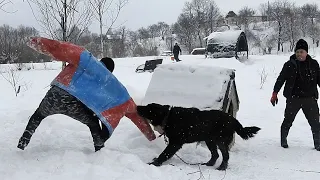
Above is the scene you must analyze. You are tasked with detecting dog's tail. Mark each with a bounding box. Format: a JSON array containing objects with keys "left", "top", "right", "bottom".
[{"left": 234, "top": 118, "right": 261, "bottom": 140}]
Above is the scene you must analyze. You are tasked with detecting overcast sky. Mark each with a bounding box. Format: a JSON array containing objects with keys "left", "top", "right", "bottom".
[{"left": 0, "top": 0, "right": 319, "bottom": 34}]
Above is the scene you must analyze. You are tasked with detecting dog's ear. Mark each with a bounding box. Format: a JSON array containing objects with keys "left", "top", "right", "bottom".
[{"left": 163, "top": 105, "right": 170, "bottom": 110}]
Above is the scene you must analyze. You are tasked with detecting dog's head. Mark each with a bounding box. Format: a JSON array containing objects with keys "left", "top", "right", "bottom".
[{"left": 137, "top": 103, "right": 170, "bottom": 127}]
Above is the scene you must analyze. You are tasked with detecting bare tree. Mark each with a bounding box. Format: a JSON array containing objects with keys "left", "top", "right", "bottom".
[
  {"left": 259, "top": 66, "right": 268, "bottom": 89},
  {"left": 296, "top": 8, "right": 309, "bottom": 37},
  {"left": 89, "top": 0, "right": 128, "bottom": 58},
  {"left": 148, "top": 24, "right": 159, "bottom": 39},
  {"left": 0, "top": 66, "right": 22, "bottom": 96},
  {"left": 173, "top": 13, "right": 197, "bottom": 53},
  {"left": 184, "top": 0, "right": 206, "bottom": 47},
  {"left": 0, "top": 25, "right": 21, "bottom": 64},
  {"left": 177, "top": 0, "right": 220, "bottom": 49},
  {"left": 206, "top": 1, "right": 220, "bottom": 34},
  {"left": 109, "top": 26, "right": 127, "bottom": 57},
  {"left": 25, "top": 0, "right": 93, "bottom": 68},
  {"left": 0, "top": 24, "right": 47, "bottom": 64},
  {"left": 301, "top": 3, "right": 319, "bottom": 25},
  {"left": 301, "top": 3, "right": 320, "bottom": 44},
  {"left": 0, "top": 0, "right": 16, "bottom": 13},
  {"left": 238, "top": 6, "right": 256, "bottom": 31},
  {"left": 266, "top": 0, "right": 293, "bottom": 52},
  {"left": 282, "top": 5, "right": 300, "bottom": 51},
  {"left": 157, "top": 22, "right": 170, "bottom": 39}
]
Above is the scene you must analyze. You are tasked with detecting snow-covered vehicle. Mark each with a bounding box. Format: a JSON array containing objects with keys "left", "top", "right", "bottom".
[
  {"left": 160, "top": 50, "right": 173, "bottom": 56},
  {"left": 191, "top": 48, "right": 206, "bottom": 55}
]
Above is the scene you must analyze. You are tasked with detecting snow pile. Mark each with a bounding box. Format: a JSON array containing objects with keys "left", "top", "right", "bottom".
[
  {"left": 1, "top": 54, "right": 320, "bottom": 180},
  {"left": 141, "top": 63, "right": 235, "bottom": 110}
]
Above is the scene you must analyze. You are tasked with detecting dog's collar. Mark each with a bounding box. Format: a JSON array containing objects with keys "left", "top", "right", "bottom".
[{"left": 161, "top": 106, "right": 172, "bottom": 130}]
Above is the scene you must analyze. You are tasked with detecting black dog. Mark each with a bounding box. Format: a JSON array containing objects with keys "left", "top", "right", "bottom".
[{"left": 137, "top": 103, "right": 261, "bottom": 170}]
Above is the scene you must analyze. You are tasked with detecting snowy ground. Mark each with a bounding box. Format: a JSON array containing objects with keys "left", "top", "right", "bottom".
[{"left": 0, "top": 54, "right": 320, "bottom": 180}]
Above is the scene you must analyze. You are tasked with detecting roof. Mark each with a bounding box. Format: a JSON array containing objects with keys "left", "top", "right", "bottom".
[
  {"left": 205, "top": 30, "right": 244, "bottom": 45},
  {"left": 226, "top": 11, "right": 237, "bottom": 18},
  {"left": 141, "top": 63, "right": 235, "bottom": 110}
]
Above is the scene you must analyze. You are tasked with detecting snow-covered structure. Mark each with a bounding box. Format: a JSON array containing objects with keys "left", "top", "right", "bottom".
[
  {"left": 204, "top": 30, "right": 248, "bottom": 59},
  {"left": 142, "top": 63, "right": 239, "bottom": 117},
  {"left": 142, "top": 63, "right": 240, "bottom": 148}
]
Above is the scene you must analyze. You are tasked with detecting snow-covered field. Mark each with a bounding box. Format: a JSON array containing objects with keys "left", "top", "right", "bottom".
[{"left": 1, "top": 54, "right": 320, "bottom": 180}]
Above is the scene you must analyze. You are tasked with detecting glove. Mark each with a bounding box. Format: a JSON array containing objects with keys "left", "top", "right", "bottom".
[{"left": 270, "top": 92, "right": 278, "bottom": 106}]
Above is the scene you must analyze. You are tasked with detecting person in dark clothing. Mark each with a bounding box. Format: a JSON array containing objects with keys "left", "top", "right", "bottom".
[
  {"left": 173, "top": 43, "right": 182, "bottom": 62},
  {"left": 17, "top": 37, "right": 156, "bottom": 152},
  {"left": 270, "top": 39, "right": 320, "bottom": 151}
]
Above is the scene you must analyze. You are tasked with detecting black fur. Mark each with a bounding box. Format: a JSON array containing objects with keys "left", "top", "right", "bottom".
[{"left": 137, "top": 103, "right": 261, "bottom": 170}]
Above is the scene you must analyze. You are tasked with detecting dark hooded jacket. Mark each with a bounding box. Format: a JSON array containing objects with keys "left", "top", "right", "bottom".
[{"left": 273, "top": 54, "right": 320, "bottom": 99}]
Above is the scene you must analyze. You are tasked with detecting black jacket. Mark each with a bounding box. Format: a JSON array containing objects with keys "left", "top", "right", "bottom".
[
  {"left": 273, "top": 54, "right": 320, "bottom": 99},
  {"left": 173, "top": 45, "right": 181, "bottom": 54}
]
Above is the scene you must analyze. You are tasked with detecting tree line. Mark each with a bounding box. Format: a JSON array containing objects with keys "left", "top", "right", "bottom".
[{"left": 1, "top": 0, "right": 320, "bottom": 64}]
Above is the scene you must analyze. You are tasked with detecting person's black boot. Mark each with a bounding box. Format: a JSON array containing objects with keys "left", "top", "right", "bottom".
[
  {"left": 312, "top": 131, "right": 320, "bottom": 151},
  {"left": 281, "top": 128, "right": 289, "bottom": 148},
  {"left": 94, "top": 144, "right": 105, "bottom": 152},
  {"left": 17, "top": 137, "right": 30, "bottom": 150},
  {"left": 17, "top": 130, "right": 33, "bottom": 150}
]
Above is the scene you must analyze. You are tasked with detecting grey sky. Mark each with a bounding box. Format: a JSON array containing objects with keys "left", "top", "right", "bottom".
[{"left": 0, "top": 0, "right": 319, "bottom": 34}]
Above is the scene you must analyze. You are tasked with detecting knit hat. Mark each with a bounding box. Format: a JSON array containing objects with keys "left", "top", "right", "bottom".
[
  {"left": 100, "top": 57, "right": 115, "bottom": 72},
  {"left": 295, "top": 39, "right": 308, "bottom": 53}
]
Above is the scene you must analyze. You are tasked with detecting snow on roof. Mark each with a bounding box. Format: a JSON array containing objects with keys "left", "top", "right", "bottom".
[
  {"left": 192, "top": 48, "right": 206, "bottom": 50},
  {"left": 206, "top": 30, "right": 243, "bottom": 45},
  {"left": 142, "top": 63, "right": 235, "bottom": 110}
]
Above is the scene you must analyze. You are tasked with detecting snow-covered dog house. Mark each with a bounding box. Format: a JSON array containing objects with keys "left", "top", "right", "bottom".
[
  {"left": 204, "top": 30, "right": 248, "bottom": 59},
  {"left": 141, "top": 63, "right": 240, "bottom": 148}
]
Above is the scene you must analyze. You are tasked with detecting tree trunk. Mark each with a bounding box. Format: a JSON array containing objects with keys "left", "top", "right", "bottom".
[
  {"left": 99, "top": 11, "right": 104, "bottom": 59},
  {"left": 277, "top": 21, "right": 281, "bottom": 52},
  {"left": 62, "top": 0, "right": 67, "bottom": 69},
  {"left": 290, "top": 17, "right": 295, "bottom": 52},
  {"left": 198, "top": 31, "right": 202, "bottom": 47}
]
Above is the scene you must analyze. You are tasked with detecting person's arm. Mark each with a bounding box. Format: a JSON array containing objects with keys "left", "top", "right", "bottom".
[
  {"left": 125, "top": 99, "right": 156, "bottom": 141},
  {"left": 27, "top": 37, "right": 85, "bottom": 66},
  {"left": 270, "top": 63, "right": 288, "bottom": 106},
  {"left": 316, "top": 61, "right": 320, "bottom": 88},
  {"left": 273, "top": 63, "right": 288, "bottom": 93}
]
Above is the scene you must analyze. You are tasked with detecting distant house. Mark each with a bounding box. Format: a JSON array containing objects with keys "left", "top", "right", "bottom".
[
  {"left": 225, "top": 11, "right": 238, "bottom": 25},
  {"left": 224, "top": 11, "right": 268, "bottom": 26}
]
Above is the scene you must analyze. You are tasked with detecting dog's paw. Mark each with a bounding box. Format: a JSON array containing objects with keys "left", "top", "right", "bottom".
[
  {"left": 148, "top": 158, "right": 162, "bottom": 166},
  {"left": 216, "top": 162, "right": 228, "bottom": 171}
]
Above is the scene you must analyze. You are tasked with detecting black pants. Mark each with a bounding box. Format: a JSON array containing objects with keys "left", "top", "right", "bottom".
[
  {"left": 18, "top": 86, "right": 109, "bottom": 149},
  {"left": 174, "top": 53, "right": 180, "bottom": 62},
  {"left": 282, "top": 97, "right": 320, "bottom": 133}
]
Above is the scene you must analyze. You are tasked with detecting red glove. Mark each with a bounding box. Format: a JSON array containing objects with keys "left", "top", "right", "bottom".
[{"left": 270, "top": 92, "right": 278, "bottom": 106}]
